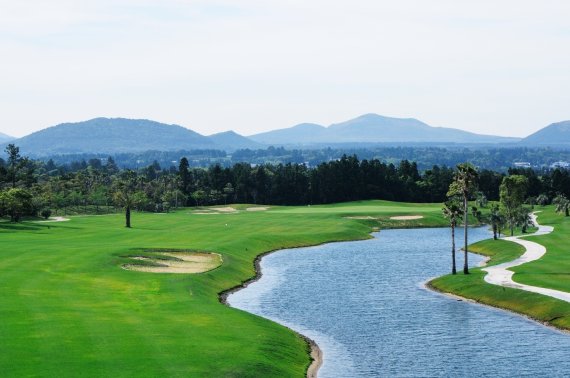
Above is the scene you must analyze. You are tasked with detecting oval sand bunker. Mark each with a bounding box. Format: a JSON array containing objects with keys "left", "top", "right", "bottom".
[
  {"left": 389, "top": 215, "right": 424, "bottom": 220},
  {"left": 123, "top": 252, "right": 222, "bottom": 274}
]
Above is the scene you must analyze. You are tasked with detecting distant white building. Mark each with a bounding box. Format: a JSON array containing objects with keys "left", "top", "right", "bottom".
[
  {"left": 513, "top": 162, "right": 531, "bottom": 168},
  {"left": 551, "top": 161, "right": 570, "bottom": 169}
]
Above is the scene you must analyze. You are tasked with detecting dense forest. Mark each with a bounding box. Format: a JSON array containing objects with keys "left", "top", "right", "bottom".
[{"left": 1, "top": 144, "right": 570, "bottom": 224}]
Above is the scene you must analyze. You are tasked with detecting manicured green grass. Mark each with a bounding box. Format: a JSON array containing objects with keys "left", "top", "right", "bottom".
[
  {"left": 0, "top": 200, "right": 445, "bottom": 377},
  {"left": 468, "top": 239, "right": 526, "bottom": 266},
  {"left": 430, "top": 206, "right": 570, "bottom": 331}
]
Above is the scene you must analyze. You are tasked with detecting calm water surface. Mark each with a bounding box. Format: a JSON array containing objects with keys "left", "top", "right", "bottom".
[{"left": 228, "top": 227, "right": 570, "bottom": 377}]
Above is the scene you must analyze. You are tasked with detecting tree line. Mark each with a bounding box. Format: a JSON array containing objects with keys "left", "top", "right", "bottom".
[
  {"left": 34, "top": 145, "right": 570, "bottom": 173},
  {"left": 1, "top": 144, "right": 570, "bottom": 228}
]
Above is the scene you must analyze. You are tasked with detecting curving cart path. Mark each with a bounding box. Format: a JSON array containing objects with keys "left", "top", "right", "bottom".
[{"left": 482, "top": 213, "right": 570, "bottom": 302}]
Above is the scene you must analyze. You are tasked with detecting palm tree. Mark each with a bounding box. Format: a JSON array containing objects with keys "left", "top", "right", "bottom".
[
  {"left": 489, "top": 204, "right": 502, "bottom": 240},
  {"left": 443, "top": 200, "right": 463, "bottom": 274},
  {"left": 448, "top": 163, "right": 478, "bottom": 274},
  {"left": 553, "top": 194, "right": 570, "bottom": 217},
  {"left": 515, "top": 207, "right": 532, "bottom": 233},
  {"left": 113, "top": 170, "right": 138, "bottom": 228}
]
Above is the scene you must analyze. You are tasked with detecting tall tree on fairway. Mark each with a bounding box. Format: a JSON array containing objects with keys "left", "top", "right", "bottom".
[
  {"left": 499, "top": 175, "right": 528, "bottom": 236},
  {"left": 489, "top": 204, "right": 503, "bottom": 240},
  {"left": 5, "top": 144, "right": 22, "bottom": 188},
  {"left": 448, "top": 163, "right": 478, "bottom": 274},
  {"left": 443, "top": 199, "right": 463, "bottom": 274},
  {"left": 113, "top": 170, "right": 138, "bottom": 228}
]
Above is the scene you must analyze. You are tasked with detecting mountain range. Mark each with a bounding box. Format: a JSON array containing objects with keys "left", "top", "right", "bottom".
[
  {"left": 0, "top": 132, "right": 14, "bottom": 144},
  {"left": 249, "top": 114, "right": 520, "bottom": 145},
  {"left": 1, "top": 114, "right": 569, "bottom": 157}
]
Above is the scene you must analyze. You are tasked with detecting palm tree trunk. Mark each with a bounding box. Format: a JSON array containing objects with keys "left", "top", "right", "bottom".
[
  {"left": 492, "top": 224, "right": 497, "bottom": 240},
  {"left": 463, "top": 195, "right": 469, "bottom": 274},
  {"left": 451, "top": 224, "right": 457, "bottom": 275},
  {"left": 126, "top": 206, "right": 131, "bottom": 228}
]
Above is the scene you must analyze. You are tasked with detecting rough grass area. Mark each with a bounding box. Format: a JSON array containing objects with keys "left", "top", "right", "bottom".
[
  {"left": 429, "top": 206, "right": 570, "bottom": 331},
  {"left": 0, "top": 200, "right": 446, "bottom": 377}
]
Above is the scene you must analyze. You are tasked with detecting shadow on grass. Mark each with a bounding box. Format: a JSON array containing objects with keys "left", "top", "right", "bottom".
[
  {"left": 0, "top": 221, "right": 81, "bottom": 232},
  {"left": 0, "top": 222, "right": 47, "bottom": 232}
]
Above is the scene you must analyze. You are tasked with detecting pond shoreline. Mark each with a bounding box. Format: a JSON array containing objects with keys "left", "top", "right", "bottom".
[
  {"left": 218, "top": 239, "right": 363, "bottom": 377},
  {"left": 424, "top": 279, "right": 570, "bottom": 335}
]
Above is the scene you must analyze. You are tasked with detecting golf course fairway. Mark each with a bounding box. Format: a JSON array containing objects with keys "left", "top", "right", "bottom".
[{"left": 0, "top": 200, "right": 445, "bottom": 377}]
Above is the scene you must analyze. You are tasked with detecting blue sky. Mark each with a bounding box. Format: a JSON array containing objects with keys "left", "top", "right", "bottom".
[{"left": 1, "top": 0, "right": 569, "bottom": 138}]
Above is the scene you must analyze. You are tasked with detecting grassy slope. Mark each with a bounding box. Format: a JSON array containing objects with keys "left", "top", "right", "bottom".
[
  {"left": 430, "top": 206, "right": 570, "bottom": 331},
  {"left": 0, "top": 200, "right": 445, "bottom": 377}
]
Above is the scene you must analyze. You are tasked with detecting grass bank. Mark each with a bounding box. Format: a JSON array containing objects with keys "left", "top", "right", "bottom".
[
  {"left": 429, "top": 206, "right": 570, "bottom": 331},
  {"left": 0, "top": 200, "right": 446, "bottom": 377}
]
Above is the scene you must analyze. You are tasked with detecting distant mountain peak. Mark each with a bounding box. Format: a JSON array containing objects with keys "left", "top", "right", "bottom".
[
  {"left": 208, "top": 130, "right": 262, "bottom": 151},
  {"left": 521, "top": 120, "right": 570, "bottom": 146},
  {"left": 6, "top": 118, "right": 214, "bottom": 157},
  {"left": 0, "top": 131, "right": 15, "bottom": 143},
  {"left": 251, "top": 113, "right": 520, "bottom": 145}
]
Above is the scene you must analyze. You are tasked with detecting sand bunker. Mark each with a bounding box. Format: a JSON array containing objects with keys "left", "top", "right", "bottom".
[
  {"left": 345, "top": 216, "right": 377, "bottom": 220},
  {"left": 246, "top": 207, "right": 270, "bottom": 211},
  {"left": 123, "top": 252, "right": 222, "bottom": 274},
  {"left": 193, "top": 207, "right": 238, "bottom": 215},
  {"left": 39, "top": 216, "right": 70, "bottom": 222},
  {"left": 211, "top": 207, "right": 237, "bottom": 213},
  {"left": 389, "top": 215, "right": 424, "bottom": 220}
]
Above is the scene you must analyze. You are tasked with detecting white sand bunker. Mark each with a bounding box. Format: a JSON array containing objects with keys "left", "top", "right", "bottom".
[
  {"left": 246, "top": 207, "right": 270, "bottom": 211},
  {"left": 389, "top": 215, "right": 424, "bottom": 220},
  {"left": 193, "top": 207, "right": 238, "bottom": 215},
  {"left": 212, "top": 207, "right": 237, "bottom": 213},
  {"left": 123, "top": 252, "right": 222, "bottom": 274},
  {"left": 39, "top": 216, "right": 70, "bottom": 222}
]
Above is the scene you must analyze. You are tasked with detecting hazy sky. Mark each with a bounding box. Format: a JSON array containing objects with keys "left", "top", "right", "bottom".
[{"left": 1, "top": 1, "right": 569, "bottom": 138}]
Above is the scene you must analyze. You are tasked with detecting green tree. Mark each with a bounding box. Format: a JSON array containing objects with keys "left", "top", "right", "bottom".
[
  {"left": 499, "top": 175, "right": 528, "bottom": 236},
  {"left": 223, "top": 183, "right": 235, "bottom": 205},
  {"left": 515, "top": 207, "right": 532, "bottom": 233},
  {"left": 0, "top": 188, "right": 33, "bottom": 222},
  {"left": 89, "top": 185, "right": 108, "bottom": 214},
  {"left": 475, "top": 192, "right": 488, "bottom": 208},
  {"left": 553, "top": 194, "right": 570, "bottom": 217},
  {"left": 489, "top": 204, "right": 503, "bottom": 240},
  {"left": 536, "top": 194, "right": 549, "bottom": 207},
  {"left": 4, "top": 144, "right": 28, "bottom": 188},
  {"left": 191, "top": 190, "right": 207, "bottom": 207},
  {"left": 113, "top": 170, "right": 138, "bottom": 228},
  {"left": 41, "top": 208, "right": 52, "bottom": 220},
  {"left": 443, "top": 199, "right": 463, "bottom": 275},
  {"left": 448, "top": 163, "right": 478, "bottom": 274}
]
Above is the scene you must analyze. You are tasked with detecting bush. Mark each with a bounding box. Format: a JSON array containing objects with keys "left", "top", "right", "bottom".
[{"left": 41, "top": 208, "right": 52, "bottom": 220}]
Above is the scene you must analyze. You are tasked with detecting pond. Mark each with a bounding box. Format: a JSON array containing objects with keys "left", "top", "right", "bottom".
[{"left": 228, "top": 227, "right": 570, "bottom": 377}]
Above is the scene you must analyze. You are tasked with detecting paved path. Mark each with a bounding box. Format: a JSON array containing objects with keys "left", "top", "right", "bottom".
[{"left": 482, "top": 213, "right": 570, "bottom": 302}]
